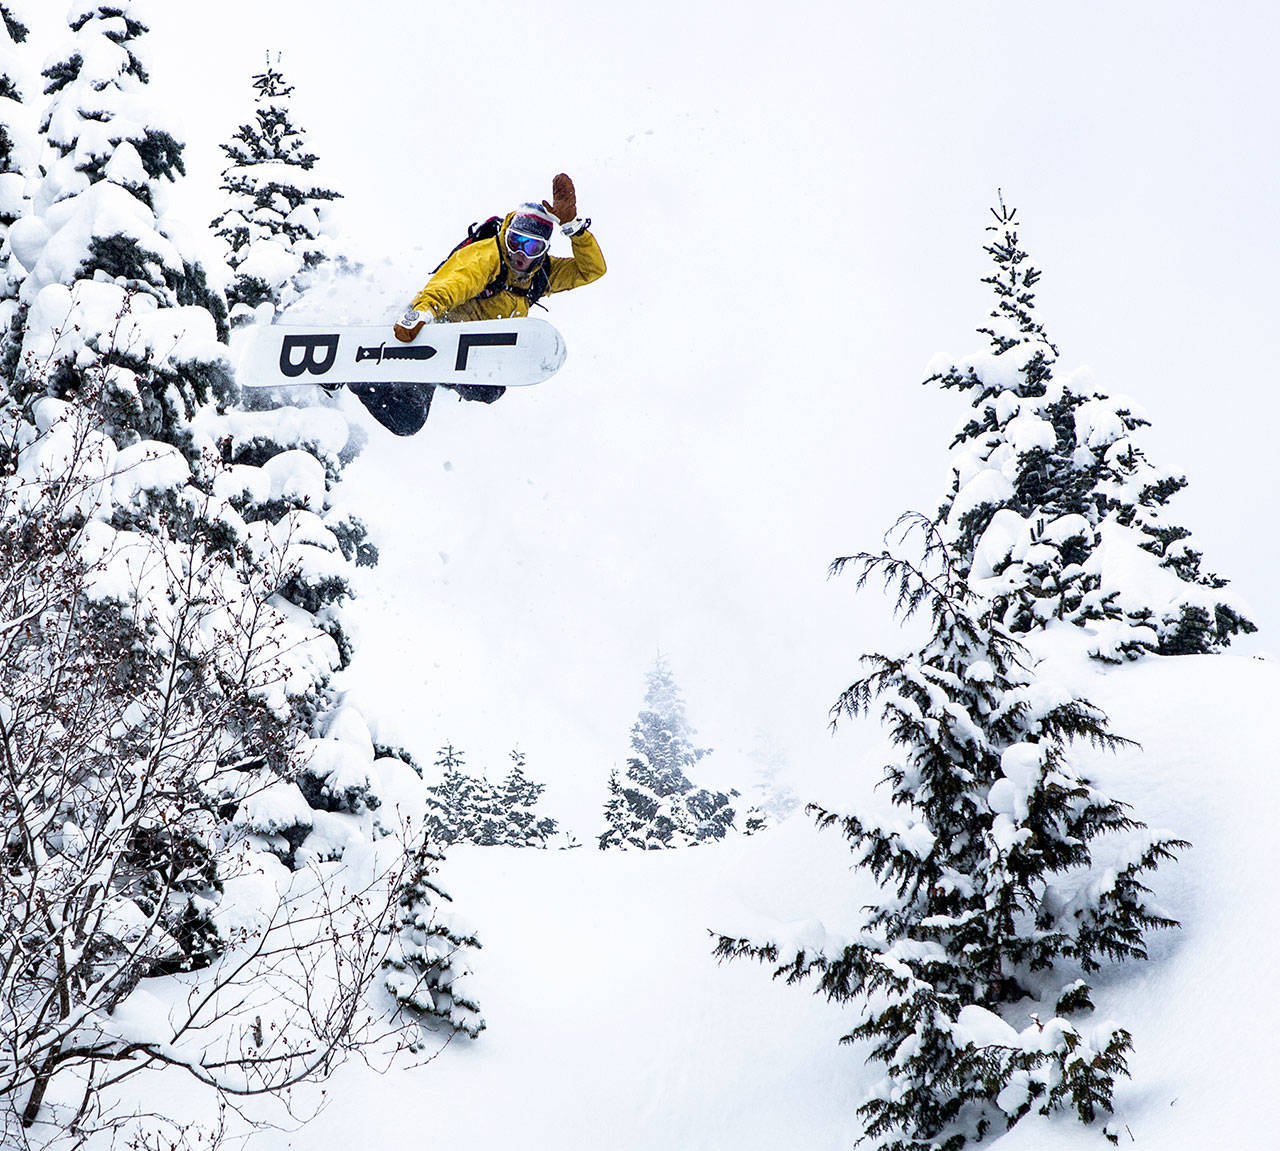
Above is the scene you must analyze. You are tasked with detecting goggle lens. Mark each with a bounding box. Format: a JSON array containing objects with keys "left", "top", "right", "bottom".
[{"left": 507, "top": 231, "right": 549, "bottom": 259}]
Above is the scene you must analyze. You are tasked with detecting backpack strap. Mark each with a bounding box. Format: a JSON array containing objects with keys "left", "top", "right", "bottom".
[
  {"left": 483, "top": 257, "right": 552, "bottom": 309},
  {"left": 432, "top": 216, "right": 504, "bottom": 275}
]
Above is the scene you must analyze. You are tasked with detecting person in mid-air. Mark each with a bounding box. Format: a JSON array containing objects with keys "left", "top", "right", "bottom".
[
  {"left": 391, "top": 173, "right": 604, "bottom": 398},
  {"left": 351, "top": 174, "right": 604, "bottom": 433}
]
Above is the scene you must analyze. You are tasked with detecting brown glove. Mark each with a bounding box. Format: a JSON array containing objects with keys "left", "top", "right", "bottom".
[
  {"left": 542, "top": 173, "right": 577, "bottom": 225},
  {"left": 394, "top": 309, "right": 428, "bottom": 342}
]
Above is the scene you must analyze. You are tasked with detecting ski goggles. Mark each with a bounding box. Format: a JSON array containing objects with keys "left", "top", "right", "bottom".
[{"left": 506, "top": 230, "right": 550, "bottom": 259}]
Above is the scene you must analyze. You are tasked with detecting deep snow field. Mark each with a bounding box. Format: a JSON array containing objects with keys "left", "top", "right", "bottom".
[{"left": 211, "top": 640, "right": 1278, "bottom": 1151}]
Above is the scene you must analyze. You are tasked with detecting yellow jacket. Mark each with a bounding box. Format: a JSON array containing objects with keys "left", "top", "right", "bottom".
[{"left": 409, "top": 213, "right": 606, "bottom": 322}]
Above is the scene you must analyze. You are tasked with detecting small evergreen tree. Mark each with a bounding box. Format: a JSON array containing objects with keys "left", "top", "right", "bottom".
[
  {"left": 382, "top": 837, "right": 484, "bottom": 1040},
  {"left": 212, "top": 58, "right": 342, "bottom": 324},
  {"left": 599, "top": 655, "right": 736, "bottom": 849},
  {"left": 717, "top": 515, "right": 1187, "bottom": 1151},
  {"left": 424, "top": 745, "right": 561, "bottom": 848},
  {"left": 425, "top": 744, "right": 474, "bottom": 848},
  {"left": 497, "top": 750, "right": 560, "bottom": 847},
  {"left": 598, "top": 767, "right": 651, "bottom": 850}
]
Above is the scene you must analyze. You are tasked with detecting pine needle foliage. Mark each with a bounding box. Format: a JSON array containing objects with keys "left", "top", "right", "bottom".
[
  {"left": 716, "top": 513, "right": 1187, "bottom": 1151},
  {"left": 930, "top": 198, "right": 1253, "bottom": 659}
]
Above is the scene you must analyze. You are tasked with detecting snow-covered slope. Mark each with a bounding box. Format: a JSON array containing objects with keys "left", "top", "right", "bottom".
[
  {"left": 235, "top": 640, "right": 1277, "bottom": 1150},
  {"left": 249, "top": 256, "right": 1280, "bottom": 1150}
]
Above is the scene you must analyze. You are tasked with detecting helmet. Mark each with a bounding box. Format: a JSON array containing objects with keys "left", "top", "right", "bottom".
[{"left": 504, "top": 202, "right": 557, "bottom": 273}]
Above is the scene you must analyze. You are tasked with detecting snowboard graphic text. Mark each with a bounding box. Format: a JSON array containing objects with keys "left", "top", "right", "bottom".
[
  {"left": 278, "top": 330, "right": 523, "bottom": 378},
  {"left": 279, "top": 332, "right": 339, "bottom": 378}
]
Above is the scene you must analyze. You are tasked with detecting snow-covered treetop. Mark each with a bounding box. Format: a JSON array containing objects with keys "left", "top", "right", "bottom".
[
  {"left": 975, "top": 195, "right": 1058, "bottom": 383},
  {"left": 925, "top": 199, "right": 1254, "bottom": 658},
  {"left": 37, "top": 1, "right": 182, "bottom": 213},
  {"left": 212, "top": 57, "right": 342, "bottom": 320}
]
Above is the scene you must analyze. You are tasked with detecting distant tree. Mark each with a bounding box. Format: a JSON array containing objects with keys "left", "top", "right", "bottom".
[
  {"left": 496, "top": 750, "right": 560, "bottom": 848},
  {"left": 598, "top": 768, "right": 651, "bottom": 850},
  {"left": 740, "top": 806, "right": 768, "bottom": 835},
  {"left": 932, "top": 198, "right": 1253, "bottom": 660},
  {"left": 212, "top": 59, "right": 342, "bottom": 324},
  {"left": 740, "top": 729, "right": 800, "bottom": 829},
  {"left": 599, "top": 655, "right": 736, "bottom": 849},
  {"left": 424, "top": 745, "right": 561, "bottom": 849},
  {"left": 717, "top": 515, "right": 1187, "bottom": 1151},
  {"left": 425, "top": 745, "right": 475, "bottom": 848}
]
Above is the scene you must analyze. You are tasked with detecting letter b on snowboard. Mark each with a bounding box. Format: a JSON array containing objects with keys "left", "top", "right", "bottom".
[{"left": 280, "top": 333, "right": 340, "bottom": 378}]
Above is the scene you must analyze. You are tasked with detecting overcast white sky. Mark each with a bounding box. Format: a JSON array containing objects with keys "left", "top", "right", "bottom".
[{"left": 22, "top": 1, "right": 1279, "bottom": 829}]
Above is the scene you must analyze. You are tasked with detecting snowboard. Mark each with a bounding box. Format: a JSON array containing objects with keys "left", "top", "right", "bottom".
[{"left": 235, "top": 317, "right": 567, "bottom": 435}]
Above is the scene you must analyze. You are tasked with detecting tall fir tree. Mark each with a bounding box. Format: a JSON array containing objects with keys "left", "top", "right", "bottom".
[
  {"left": 717, "top": 516, "right": 1187, "bottom": 1151},
  {"left": 211, "top": 59, "right": 342, "bottom": 325},
  {"left": 599, "top": 655, "right": 736, "bottom": 849},
  {"left": 932, "top": 198, "right": 1252, "bottom": 660}
]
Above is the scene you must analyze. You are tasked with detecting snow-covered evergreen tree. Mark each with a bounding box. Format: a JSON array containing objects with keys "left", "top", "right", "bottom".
[
  {"left": 14, "top": 1, "right": 231, "bottom": 455},
  {"left": 425, "top": 743, "right": 474, "bottom": 847},
  {"left": 718, "top": 515, "right": 1187, "bottom": 1151},
  {"left": 598, "top": 767, "right": 651, "bottom": 850},
  {"left": 740, "top": 729, "right": 800, "bottom": 829},
  {"left": 424, "top": 745, "right": 560, "bottom": 848},
  {"left": 0, "top": 6, "right": 473, "bottom": 1136},
  {"left": 494, "top": 750, "right": 560, "bottom": 847},
  {"left": 382, "top": 838, "right": 484, "bottom": 1040},
  {"left": 932, "top": 198, "right": 1252, "bottom": 660},
  {"left": 211, "top": 58, "right": 342, "bottom": 325},
  {"left": 599, "top": 656, "right": 736, "bottom": 849}
]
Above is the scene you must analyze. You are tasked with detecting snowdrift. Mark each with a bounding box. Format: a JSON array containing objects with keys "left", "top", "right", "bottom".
[{"left": 227, "top": 646, "right": 1277, "bottom": 1151}]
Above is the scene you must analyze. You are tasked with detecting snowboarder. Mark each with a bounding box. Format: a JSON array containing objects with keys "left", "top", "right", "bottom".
[
  {"left": 397, "top": 172, "right": 604, "bottom": 337},
  {"left": 347, "top": 173, "right": 604, "bottom": 431}
]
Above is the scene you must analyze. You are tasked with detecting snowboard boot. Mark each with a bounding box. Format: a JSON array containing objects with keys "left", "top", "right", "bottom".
[
  {"left": 453, "top": 385, "right": 506, "bottom": 404},
  {"left": 350, "top": 382, "right": 434, "bottom": 435}
]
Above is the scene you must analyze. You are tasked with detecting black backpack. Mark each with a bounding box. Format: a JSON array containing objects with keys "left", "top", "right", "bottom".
[{"left": 433, "top": 216, "right": 552, "bottom": 308}]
